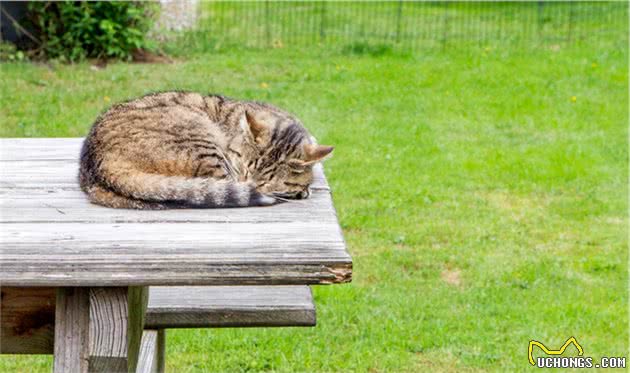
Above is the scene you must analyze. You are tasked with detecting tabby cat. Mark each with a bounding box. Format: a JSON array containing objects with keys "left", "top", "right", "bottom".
[{"left": 79, "top": 91, "right": 333, "bottom": 209}]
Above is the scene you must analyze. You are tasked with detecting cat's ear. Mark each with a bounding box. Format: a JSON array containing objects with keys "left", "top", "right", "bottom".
[
  {"left": 241, "top": 111, "right": 267, "bottom": 144},
  {"left": 303, "top": 144, "right": 334, "bottom": 164}
]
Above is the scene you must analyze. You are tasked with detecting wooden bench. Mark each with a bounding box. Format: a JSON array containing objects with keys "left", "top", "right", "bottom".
[
  {"left": 0, "top": 138, "right": 351, "bottom": 373},
  {"left": 146, "top": 286, "right": 315, "bottom": 329},
  {"left": 136, "top": 286, "right": 315, "bottom": 373},
  {"left": 2, "top": 285, "right": 316, "bottom": 372},
  {"left": 1, "top": 285, "right": 316, "bottom": 352}
]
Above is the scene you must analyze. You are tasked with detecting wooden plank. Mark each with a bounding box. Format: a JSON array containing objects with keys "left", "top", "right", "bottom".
[
  {"left": 145, "top": 286, "right": 315, "bottom": 328},
  {"left": 0, "top": 263, "right": 351, "bottom": 287},
  {"left": 54, "top": 288, "right": 90, "bottom": 373},
  {"left": 0, "top": 222, "right": 350, "bottom": 287},
  {"left": 0, "top": 189, "right": 335, "bottom": 224},
  {"left": 135, "top": 330, "right": 160, "bottom": 373},
  {"left": 0, "top": 138, "right": 84, "bottom": 161},
  {"left": 1, "top": 222, "right": 344, "bottom": 250},
  {"left": 0, "top": 287, "right": 56, "bottom": 355},
  {"left": 0, "top": 138, "right": 351, "bottom": 287},
  {"left": 0, "top": 287, "right": 55, "bottom": 354}
]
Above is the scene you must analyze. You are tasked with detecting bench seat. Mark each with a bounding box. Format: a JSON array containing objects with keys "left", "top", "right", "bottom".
[
  {"left": 146, "top": 285, "right": 316, "bottom": 328},
  {"left": 137, "top": 286, "right": 315, "bottom": 373}
]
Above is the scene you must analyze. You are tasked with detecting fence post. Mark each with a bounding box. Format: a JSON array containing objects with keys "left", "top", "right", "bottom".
[
  {"left": 567, "top": 1, "right": 575, "bottom": 44},
  {"left": 395, "top": 0, "right": 403, "bottom": 43},
  {"left": 320, "top": 1, "right": 326, "bottom": 43},
  {"left": 265, "top": 1, "right": 271, "bottom": 46},
  {"left": 441, "top": 2, "right": 449, "bottom": 48},
  {"left": 537, "top": 0, "right": 544, "bottom": 41}
]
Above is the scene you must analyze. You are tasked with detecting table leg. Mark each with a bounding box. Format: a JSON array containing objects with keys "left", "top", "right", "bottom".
[
  {"left": 53, "top": 287, "right": 148, "bottom": 373},
  {"left": 157, "top": 329, "right": 165, "bottom": 373},
  {"left": 54, "top": 288, "right": 89, "bottom": 372}
]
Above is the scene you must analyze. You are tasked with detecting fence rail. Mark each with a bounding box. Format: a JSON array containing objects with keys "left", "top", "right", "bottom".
[{"left": 182, "top": 1, "right": 628, "bottom": 51}]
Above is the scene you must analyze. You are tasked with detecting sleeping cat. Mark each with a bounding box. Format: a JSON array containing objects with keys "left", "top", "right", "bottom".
[{"left": 78, "top": 91, "right": 333, "bottom": 209}]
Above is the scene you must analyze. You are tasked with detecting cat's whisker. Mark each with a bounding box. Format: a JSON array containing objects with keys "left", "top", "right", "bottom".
[
  {"left": 269, "top": 195, "right": 292, "bottom": 203},
  {"left": 269, "top": 193, "right": 310, "bottom": 205}
]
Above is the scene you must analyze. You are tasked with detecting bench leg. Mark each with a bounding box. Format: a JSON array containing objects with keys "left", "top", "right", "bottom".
[
  {"left": 53, "top": 287, "right": 148, "bottom": 373},
  {"left": 157, "top": 330, "right": 165, "bottom": 373},
  {"left": 135, "top": 330, "right": 165, "bottom": 373}
]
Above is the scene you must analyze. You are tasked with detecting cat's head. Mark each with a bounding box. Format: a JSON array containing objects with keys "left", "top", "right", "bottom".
[{"left": 241, "top": 110, "right": 333, "bottom": 200}]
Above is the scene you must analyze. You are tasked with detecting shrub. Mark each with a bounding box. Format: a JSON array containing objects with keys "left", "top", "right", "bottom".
[
  {"left": 24, "top": 1, "right": 157, "bottom": 62},
  {"left": 0, "top": 42, "right": 26, "bottom": 62}
]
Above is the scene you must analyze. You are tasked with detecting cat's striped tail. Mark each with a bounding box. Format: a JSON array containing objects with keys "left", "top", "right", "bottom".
[{"left": 80, "top": 169, "right": 276, "bottom": 209}]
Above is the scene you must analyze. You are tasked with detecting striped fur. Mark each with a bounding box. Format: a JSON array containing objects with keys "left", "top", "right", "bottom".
[{"left": 79, "top": 91, "right": 333, "bottom": 209}]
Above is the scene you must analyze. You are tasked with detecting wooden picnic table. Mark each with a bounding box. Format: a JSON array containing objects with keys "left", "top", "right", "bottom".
[{"left": 0, "top": 138, "right": 352, "bottom": 372}]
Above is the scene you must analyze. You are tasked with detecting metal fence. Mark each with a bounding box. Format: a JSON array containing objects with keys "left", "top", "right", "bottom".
[{"left": 182, "top": 1, "right": 628, "bottom": 51}]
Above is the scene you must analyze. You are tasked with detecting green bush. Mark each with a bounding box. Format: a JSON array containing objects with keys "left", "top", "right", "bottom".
[
  {"left": 24, "top": 1, "right": 157, "bottom": 62},
  {"left": 0, "top": 42, "right": 27, "bottom": 62}
]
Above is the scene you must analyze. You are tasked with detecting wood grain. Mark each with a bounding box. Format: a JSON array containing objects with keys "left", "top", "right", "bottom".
[
  {"left": 48, "top": 287, "right": 147, "bottom": 372},
  {"left": 87, "top": 287, "right": 148, "bottom": 373},
  {"left": 135, "top": 330, "right": 161, "bottom": 373},
  {"left": 145, "top": 286, "right": 315, "bottom": 328},
  {"left": 0, "top": 287, "right": 55, "bottom": 354},
  {"left": 0, "top": 190, "right": 334, "bottom": 223},
  {"left": 127, "top": 287, "right": 149, "bottom": 373},
  {"left": 54, "top": 288, "right": 90, "bottom": 373},
  {"left": 88, "top": 288, "right": 128, "bottom": 372},
  {"left": 0, "top": 138, "right": 351, "bottom": 287}
]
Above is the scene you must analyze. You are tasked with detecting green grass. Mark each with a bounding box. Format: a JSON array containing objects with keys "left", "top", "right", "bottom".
[{"left": 0, "top": 36, "right": 628, "bottom": 372}]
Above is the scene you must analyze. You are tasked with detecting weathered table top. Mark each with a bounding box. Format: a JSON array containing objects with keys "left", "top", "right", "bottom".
[{"left": 0, "top": 138, "right": 352, "bottom": 287}]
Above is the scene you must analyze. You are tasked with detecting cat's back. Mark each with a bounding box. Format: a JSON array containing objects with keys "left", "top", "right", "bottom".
[
  {"left": 86, "top": 91, "right": 229, "bottom": 152},
  {"left": 96, "top": 91, "right": 220, "bottom": 131},
  {"left": 79, "top": 92, "right": 230, "bottom": 188}
]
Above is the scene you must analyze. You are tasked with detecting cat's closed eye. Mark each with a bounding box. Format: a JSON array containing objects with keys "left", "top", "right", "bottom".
[{"left": 284, "top": 181, "right": 305, "bottom": 187}]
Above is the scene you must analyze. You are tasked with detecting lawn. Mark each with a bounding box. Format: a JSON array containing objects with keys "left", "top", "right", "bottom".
[{"left": 0, "top": 34, "right": 628, "bottom": 372}]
